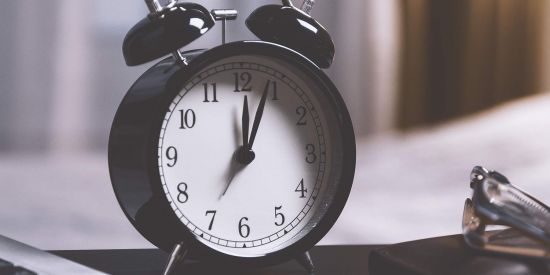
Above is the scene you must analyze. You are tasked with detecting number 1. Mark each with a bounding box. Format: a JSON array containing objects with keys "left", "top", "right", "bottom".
[{"left": 269, "top": 80, "right": 279, "bottom": 100}]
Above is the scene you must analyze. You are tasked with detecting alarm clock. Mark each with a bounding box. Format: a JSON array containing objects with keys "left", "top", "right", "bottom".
[{"left": 109, "top": 0, "right": 355, "bottom": 273}]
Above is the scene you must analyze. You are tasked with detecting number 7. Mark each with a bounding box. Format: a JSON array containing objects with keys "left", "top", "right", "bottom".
[{"left": 205, "top": 210, "right": 217, "bottom": 230}]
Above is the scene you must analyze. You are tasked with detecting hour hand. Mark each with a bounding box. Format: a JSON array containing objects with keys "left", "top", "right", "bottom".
[
  {"left": 235, "top": 95, "right": 255, "bottom": 165},
  {"left": 242, "top": 95, "right": 249, "bottom": 149}
]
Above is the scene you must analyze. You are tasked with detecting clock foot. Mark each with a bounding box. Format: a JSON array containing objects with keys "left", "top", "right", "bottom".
[
  {"left": 296, "top": 251, "right": 315, "bottom": 273},
  {"left": 162, "top": 242, "right": 188, "bottom": 275}
]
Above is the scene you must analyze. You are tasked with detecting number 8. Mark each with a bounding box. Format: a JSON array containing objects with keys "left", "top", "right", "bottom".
[{"left": 177, "top": 182, "right": 189, "bottom": 203}]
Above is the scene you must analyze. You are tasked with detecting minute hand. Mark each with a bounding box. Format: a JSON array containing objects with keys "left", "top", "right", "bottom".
[{"left": 248, "top": 81, "right": 270, "bottom": 149}]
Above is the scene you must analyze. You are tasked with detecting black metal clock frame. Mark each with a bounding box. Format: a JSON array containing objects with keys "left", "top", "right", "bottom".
[{"left": 109, "top": 40, "right": 356, "bottom": 269}]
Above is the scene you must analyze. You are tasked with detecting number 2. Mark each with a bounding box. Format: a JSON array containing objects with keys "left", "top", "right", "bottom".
[{"left": 296, "top": 106, "right": 307, "bottom": 125}]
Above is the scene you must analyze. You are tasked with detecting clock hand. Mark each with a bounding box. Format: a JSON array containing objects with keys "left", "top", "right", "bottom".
[
  {"left": 242, "top": 95, "right": 249, "bottom": 149},
  {"left": 223, "top": 96, "right": 251, "bottom": 196},
  {"left": 220, "top": 152, "right": 245, "bottom": 198},
  {"left": 223, "top": 94, "right": 263, "bottom": 196},
  {"left": 248, "top": 81, "right": 270, "bottom": 150},
  {"left": 224, "top": 84, "right": 271, "bottom": 196},
  {"left": 235, "top": 95, "right": 255, "bottom": 165}
]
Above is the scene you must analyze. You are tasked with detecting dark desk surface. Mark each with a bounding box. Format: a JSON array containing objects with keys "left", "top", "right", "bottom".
[{"left": 52, "top": 245, "right": 382, "bottom": 275}]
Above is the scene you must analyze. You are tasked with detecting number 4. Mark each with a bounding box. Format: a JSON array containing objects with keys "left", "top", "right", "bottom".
[{"left": 295, "top": 178, "right": 307, "bottom": 198}]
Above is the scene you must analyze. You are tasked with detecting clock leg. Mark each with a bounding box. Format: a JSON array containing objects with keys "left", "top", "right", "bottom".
[
  {"left": 162, "top": 242, "right": 188, "bottom": 275},
  {"left": 296, "top": 251, "right": 315, "bottom": 273}
]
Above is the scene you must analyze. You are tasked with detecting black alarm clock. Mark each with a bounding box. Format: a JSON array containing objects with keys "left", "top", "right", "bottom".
[{"left": 109, "top": 0, "right": 355, "bottom": 273}]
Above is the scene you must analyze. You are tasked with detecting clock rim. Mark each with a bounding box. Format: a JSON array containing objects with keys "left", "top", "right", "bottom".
[{"left": 109, "top": 40, "right": 356, "bottom": 267}]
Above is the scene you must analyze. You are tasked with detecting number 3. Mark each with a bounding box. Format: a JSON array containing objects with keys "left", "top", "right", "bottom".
[{"left": 305, "top": 144, "right": 317, "bottom": 164}]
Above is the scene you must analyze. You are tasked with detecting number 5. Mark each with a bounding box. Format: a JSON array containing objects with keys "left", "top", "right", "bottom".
[{"left": 274, "top": 206, "right": 285, "bottom": 226}]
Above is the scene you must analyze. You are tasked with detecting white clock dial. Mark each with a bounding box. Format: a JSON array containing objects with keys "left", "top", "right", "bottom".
[{"left": 158, "top": 55, "right": 335, "bottom": 257}]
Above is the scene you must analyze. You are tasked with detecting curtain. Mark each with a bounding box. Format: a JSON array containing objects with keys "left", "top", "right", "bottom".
[{"left": 398, "top": 0, "right": 549, "bottom": 129}]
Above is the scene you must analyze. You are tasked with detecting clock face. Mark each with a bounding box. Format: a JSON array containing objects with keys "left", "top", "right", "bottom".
[{"left": 157, "top": 55, "right": 343, "bottom": 257}]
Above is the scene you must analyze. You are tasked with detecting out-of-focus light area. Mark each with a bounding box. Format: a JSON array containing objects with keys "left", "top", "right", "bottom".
[{"left": 1, "top": 0, "right": 550, "bottom": 249}]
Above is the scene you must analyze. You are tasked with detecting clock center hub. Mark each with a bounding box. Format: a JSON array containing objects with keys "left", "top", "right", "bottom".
[{"left": 235, "top": 147, "right": 256, "bottom": 165}]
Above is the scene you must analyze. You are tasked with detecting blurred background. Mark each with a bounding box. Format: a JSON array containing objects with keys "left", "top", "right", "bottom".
[{"left": 1, "top": 0, "right": 550, "bottom": 250}]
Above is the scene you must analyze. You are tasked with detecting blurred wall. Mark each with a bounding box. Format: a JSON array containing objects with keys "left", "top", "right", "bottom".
[
  {"left": 0, "top": 0, "right": 400, "bottom": 153},
  {"left": 4, "top": 0, "right": 548, "bottom": 153}
]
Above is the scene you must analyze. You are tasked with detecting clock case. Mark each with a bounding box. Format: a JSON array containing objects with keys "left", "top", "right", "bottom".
[{"left": 109, "top": 1, "right": 355, "bottom": 270}]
